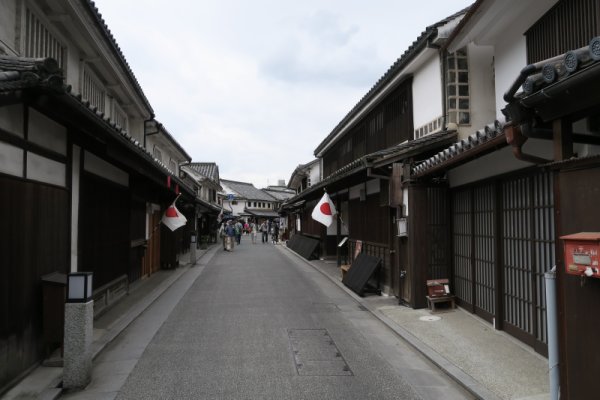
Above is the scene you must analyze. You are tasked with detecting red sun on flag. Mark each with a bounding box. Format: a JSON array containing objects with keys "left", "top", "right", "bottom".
[
  {"left": 312, "top": 192, "right": 337, "bottom": 227},
  {"left": 320, "top": 202, "right": 332, "bottom": 215}
]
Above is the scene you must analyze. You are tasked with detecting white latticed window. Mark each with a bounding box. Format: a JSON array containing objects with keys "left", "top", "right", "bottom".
[
  {"left": 112, "top": 101, "right": 128, "bottom": 131},
  {"left": 24, "top": 8, "right": 66, "bottom": 68},
  {"left": 153, "top": 146, "right": 162, "bottom": 162},
  {"left": 82, "top": 67, "right": 106, "bottom": 113},
  {"left": 446, "top": 48, "right": 470, "bottom": 125}
]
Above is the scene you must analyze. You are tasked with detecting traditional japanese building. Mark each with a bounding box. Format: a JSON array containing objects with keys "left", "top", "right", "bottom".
[{"left": 0, "top": 0, "right": 197, "bottom": 391}]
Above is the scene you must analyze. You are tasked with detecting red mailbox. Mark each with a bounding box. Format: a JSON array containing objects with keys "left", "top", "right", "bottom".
[{"left": 560, "top": 232, "right": 600, "bottom": 278}]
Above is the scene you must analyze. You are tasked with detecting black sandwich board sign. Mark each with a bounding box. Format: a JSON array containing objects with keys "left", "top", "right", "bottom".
[{"left": 342, "top": 253, "right": 382, "bottom": 296}]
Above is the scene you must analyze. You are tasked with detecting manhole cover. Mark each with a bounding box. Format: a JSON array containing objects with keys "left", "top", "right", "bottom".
[
  {"left": 419, "top": 315, "right": 441, "bottom": 322},
  {"left": 288, "top": 329, "right": 353, "bottom": 376}
]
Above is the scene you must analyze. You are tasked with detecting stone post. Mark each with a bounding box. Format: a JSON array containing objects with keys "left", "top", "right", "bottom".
[{"left": 63, "top": 300, "right": 94, "bottom": 390}]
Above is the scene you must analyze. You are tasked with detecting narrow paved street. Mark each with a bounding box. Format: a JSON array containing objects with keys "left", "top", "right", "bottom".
[{"left": 78, "top": 238, "right": 472, "bottom": 399}]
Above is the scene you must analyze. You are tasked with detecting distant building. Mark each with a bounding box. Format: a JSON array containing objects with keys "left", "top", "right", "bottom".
[{"left": 219, "top": 179, "right": 279, "bottom": 221}]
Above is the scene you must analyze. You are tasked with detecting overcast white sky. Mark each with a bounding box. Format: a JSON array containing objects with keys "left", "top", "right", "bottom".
[{"left": 95, "top": 0, "right": 473, "bottom": 188}]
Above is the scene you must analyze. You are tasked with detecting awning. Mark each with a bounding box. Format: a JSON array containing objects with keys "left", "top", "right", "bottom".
[{"left": 245, "top": 209, "right": 280, "bottom": 218}]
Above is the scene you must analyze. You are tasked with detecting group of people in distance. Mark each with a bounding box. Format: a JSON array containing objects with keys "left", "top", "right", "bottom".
[{"left": 218, "top": 218, "right": 280, "bottom": 251}]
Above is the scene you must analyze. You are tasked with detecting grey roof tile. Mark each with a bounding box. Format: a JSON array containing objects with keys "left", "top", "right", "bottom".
[
  {"left": 188, "top": 162, "right": 220, "bottom": 184},
  {"left": 221, "top": 179, "right": 276, "bottom": 201}
]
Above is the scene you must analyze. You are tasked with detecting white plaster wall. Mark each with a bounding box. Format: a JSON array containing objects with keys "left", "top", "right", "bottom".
[
  {"left": 494, "top": 33, "right": 528, "bottom": 120},
  {"left": 0, "top": 0, "right": 18, "bottom": 55},
  {"left": 309, "top": 164, "right": 321, "bottom": 186},
  {"left": 129, "top": 117, "right": 144, "bottom": 143},
  {"left": 146, "top": 136, "right": 163, "bottom": 162},
  {"left": 223, "top": 200, "right": 246, "bottom": 216},
  {"left": 65, "top": 48, "right": 82, "bottom": 94},
  {"left": 412, "top": 55, "right": 443, "bottom": 129},
  {"left": 0, "top": 104, "right": 24, "bottom": 137},
  {"left": 84, "top": 151, "right": 129, "bottom": 186},
  {"left": 448, "top": 139, "right": 553, "bottom": 188},
  {"left": 460, "top": 43, "right": 496, "bottom": 139},
  {"left": 28, "top": 108, "right": 67, "bottom": 155}
]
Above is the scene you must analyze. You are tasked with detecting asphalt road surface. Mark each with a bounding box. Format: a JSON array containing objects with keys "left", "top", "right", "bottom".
[{"left": 109, "top": 238, "right": 471, "bottom": 400}]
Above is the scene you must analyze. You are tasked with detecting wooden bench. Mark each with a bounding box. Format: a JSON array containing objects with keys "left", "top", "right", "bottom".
[
  {"left": 426, "top": 295, "right": 456, "bottom": 312},
  {"left": 426, "top": 278, "right": 456, "bottom": 312}
]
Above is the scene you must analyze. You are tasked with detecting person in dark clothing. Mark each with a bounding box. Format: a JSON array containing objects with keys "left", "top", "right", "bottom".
[{"left": 271, "top": 222, "right": 279, "bottom": 244}]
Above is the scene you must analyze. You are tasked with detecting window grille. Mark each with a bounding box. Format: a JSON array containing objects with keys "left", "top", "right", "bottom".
[
  {"left": 82, "top": 67, "right": 106, "bottom": 113},
  {"left": 153, "top": 146, "right": 162, "bottom": 162},
  {"left": 414, "top": 116, "right": 445, "bottom": 139},
  {"left": 112, "top": 101, "right": 128, "bottom": 132},
  {"left": 526, "top": 0, "right": 600, "bottom": 63},
  {"left": 446, "top": 48, "right": 470, "bottom": 125},
  {"left": 24, "top": 8, "right": 66, "bottom": 69}
]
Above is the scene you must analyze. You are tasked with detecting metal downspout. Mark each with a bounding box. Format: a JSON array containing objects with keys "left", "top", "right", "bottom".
[
  {"left": 545, "top": 269, "right": 560, "bottom": 400},
  {"left": 505, "top": 124, "right": 552, "bottom": 164}
]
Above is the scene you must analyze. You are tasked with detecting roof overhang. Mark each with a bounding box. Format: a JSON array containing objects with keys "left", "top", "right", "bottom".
[
  {"left": 245, "top": 209, "right": 280, "bottom": 218},
  {"left": 446, "top": 0, "right": 559, "bottom": 53},
  {"left": 519, "top": 61, "right": 600, "bottom": 122}
]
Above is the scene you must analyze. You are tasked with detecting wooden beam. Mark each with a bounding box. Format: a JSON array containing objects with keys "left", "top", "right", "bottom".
[{"left": 553, "top": 119, "right": 573, "bottom": 161}]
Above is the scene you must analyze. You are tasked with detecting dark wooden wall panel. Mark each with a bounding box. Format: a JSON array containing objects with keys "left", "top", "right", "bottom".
[
  {"left": 322, "top": 79, "right": 413, "bottom": 178},
  {"left": 0, "top": 177, "right": 68, "bottom": 391},
  {"left": 79, "top": 172, "right": 129, "bottom": 288},
  {"left": 558, "top": 166, "right": 600, "bottom": 400}
]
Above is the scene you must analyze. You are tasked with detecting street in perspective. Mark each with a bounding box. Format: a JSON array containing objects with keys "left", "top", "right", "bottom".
[
  {"left": 62, "top": 238, "right": 473, "bottom": 400},
  {"left": 2, "top": 0, "right": 599, "bottom": 399}
]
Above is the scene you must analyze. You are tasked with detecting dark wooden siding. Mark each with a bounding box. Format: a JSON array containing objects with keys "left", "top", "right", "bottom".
[
  {"left": 558, "top": 165, "right": 600, "bottom": 400},
  {"left": 0, "top": 177, "right": 69, "bottom": 390},
  {"left": 348, "top": 194, "right": 389, "bottom": 244},
  {"left": 526, "top": 0, "right": 600, "bottom": 63},
  {"left": 79, "top": 172, "right": 130, "bottom": 288},
  {"left": 427, "top": 186, "right": 450, "bottom": 280},
  {"left": 322, "top": 79, "right": 413, "bottom": 178}
]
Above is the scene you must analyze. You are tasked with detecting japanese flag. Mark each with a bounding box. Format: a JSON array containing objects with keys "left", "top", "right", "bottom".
[
  {"left": 311, "top": 192, "right": 337, "bottom": 227},
  {"left": 162, "top": 200, "right": 187, "bottom": 231}
]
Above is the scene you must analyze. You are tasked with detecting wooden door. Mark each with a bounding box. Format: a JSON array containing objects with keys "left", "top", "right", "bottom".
[{"left": 142, "top": 210, "right": 161, "bottom": 277}]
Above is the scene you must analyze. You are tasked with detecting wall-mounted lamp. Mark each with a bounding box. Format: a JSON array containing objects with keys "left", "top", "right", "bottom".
[
  {"left": 397, "top": 217, "right": 408, "bottom": 237},
  {"left": 67, "top": 272, "right": 93, "bottom": 303}
]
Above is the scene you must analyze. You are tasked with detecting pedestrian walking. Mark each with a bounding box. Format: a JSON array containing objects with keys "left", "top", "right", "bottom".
[
  {"left": 250, "top": 220, "right": 257, "bottom": 244},
  {"left": 224, "top": 220, "right": 236, "bottom": 251},
  {"left": 235, "top": 220, "right": 243, "bottom": 245},
  {"left": 271, "top": 222, "right": 279, "bottom": 244},
  {"left": 218, "top": 222, "right": 226, "bottom": 250},
  {"left": 260, "top": 220, "right": 268, "bottom": 243}
]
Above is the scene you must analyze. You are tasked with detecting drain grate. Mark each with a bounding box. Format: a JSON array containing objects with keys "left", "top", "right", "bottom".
[{"left": 288, "top": 329, "right": 353, "bottom": 376}]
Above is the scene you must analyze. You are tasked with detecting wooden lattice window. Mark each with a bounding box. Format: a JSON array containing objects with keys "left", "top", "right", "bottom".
[
  {"left": 526, "top": 0, "right": 600, "bottom": 63},
  {"left": 112, "top": 101, "right": 128, "bottom": 132},
  {"left": 82, "top": 67, "right": 106, "bottom": 113},
  {"left": 24, "top": 8, "right": 66, "bottom": 68}
]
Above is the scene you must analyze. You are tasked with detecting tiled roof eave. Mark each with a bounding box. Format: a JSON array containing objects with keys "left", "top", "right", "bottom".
[
  {"left": 370, "top": 131, "right": 459, "bottom": 168},
  {"left": 412, "top": 125, "right": 507, "bottom": 178}
]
